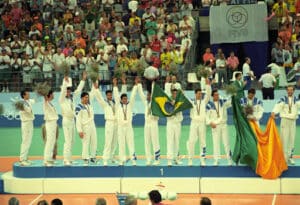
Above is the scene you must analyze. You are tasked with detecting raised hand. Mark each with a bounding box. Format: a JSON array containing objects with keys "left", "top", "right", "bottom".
[{"left": 113, "top": 78, "right": 118, "bottom": 86}]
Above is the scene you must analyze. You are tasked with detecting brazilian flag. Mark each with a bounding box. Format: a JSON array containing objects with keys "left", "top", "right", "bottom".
[{"left": 151, "top": 83, "right": 193, "bottom": 117}]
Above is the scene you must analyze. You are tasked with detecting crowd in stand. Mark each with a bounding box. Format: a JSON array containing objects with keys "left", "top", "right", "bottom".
[{"left": 0, "top": 0, "right": 200, "bottom": 92}]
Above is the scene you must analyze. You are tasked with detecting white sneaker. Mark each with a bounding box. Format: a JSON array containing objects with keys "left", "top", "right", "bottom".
[
  {"left": 153, "top": 160, "right": 160, "bottom": 166},
  {"left": 288, "top": 158, "right": 295, "bottom": 165},
  {"left": 146, "top": 160, "right": 151, "bottom": 166},
  {"left": 167, "top": 160, "right": 172, "bottom": 166},
  {"left": 132, "top": 160, "right": 137, "bottom": 166},
  {"left": 44, "top": 161, "right": 54, "bottom": 167},
  {"left": 64, "top": 161, "right": 72, "bottom": 166},
  {"left": 200, "top": 158, "right": 206, "bottom": 166},
  {"left": 103, "top": 160, "right": 108, "bottom": 166},
  {"left": 213, "top": 159, "right": 219, "bottom": 166},
  {"left": 83, "top": 159, "right": 89, "bottom": 166},
  {"left": 20, "top": 160, "right": 31, "bottom": 166},
  {"left": 188, "top": 159, "right": 193, "bottom": 166}
]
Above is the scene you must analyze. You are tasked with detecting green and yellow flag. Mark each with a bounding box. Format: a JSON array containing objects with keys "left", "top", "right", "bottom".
[
  {"left": 151, "top": 83, "right": 193, "bottom": 117},
  {"left": 232, "top": 96, "right": 288, "bottom": 179}
]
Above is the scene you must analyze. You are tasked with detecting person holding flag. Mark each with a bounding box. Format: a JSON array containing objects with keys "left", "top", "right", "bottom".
[
  {"left": 137, "top": 78, "right": 160, "bottom": 166},
  {"left": 113, "top": 77, "right": 138, "bottom": 166},
  {"left": 206, "top": 90, "right": 233, "bottom": 166},
  {"left": 271, "top": 85, "right": 300, "bottom": 165},
  {"left": 59, "top": 72, "right": 86, "bottom": 166},
  {"left": 240, "top": 88, "right": 264, "bottom": 126},
  {"left": 186, "top": 78, "right": 211, "bottom": 166}
]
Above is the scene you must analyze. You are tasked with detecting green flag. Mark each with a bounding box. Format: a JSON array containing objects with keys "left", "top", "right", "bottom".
[
  {"left": 151, "top": 83, "right": 193, "bottom": 117},
  {"left": 231, "top": 95, "right": 258, "bottom": 170}
]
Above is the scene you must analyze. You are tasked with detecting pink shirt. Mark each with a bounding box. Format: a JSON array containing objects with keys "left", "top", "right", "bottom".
[{"left": 226, "top": 56, "right": 239, "bottom": 70}]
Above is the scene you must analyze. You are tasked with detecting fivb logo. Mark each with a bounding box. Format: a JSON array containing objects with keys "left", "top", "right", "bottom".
[{"left": 226, "top": 6, "right": 249, "bottom": 38}]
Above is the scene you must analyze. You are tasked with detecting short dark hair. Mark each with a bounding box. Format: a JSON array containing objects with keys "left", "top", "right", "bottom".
[
  {"left": 148, "top": 190, "right": 162, "bottom": 204},
  {"left": 211, "top": 89, "right": 218, "bottom": 97},
  {"left": 96, "top": 198, "right": 106, "bottom": 205},
  {"left": 51, "top": 198, "right": 63, "bottom": 205},
  {"left": 286, "top": 85, "right": 295, "bottom": 90},
  {"left": 171, "top": 89, "right": 178, "bottom": 93},
  {"left": 195, "top": 88, "right": 202, "bottom": 94},
  {"left": 47, "top": 90, "right": 53, "bottom": 98},
  {"left": 67, "top": 87, "right": 72, "bottom": 91},
  {"left": 200, "top": 197, "right": 211, "bottom": 205},
  {"left": 121, "top": 93, "right": 127, "bottom": 99},
  {"left": 81, "top": 92, "right": 89, "bottom": 98},
  {"left": 235, "top": 72, "right": 242, "bottom": 79},
  {"left": 8, "top": 197, "right": 19, "bottom": 205},
  {"left": 20, "top": 90, "right": 28, "bottom": 99},
  {"left": 105, "top": 90, "right": 112, "bottom": 95},
  {"left": 248, "top": 88, "right": 256, "bottom": 95},
  {"left": 37, "top": 200, "right": 49, "bottom": 205}
]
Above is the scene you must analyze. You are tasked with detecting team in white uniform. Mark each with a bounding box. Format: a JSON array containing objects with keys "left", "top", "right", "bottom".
[
  {"left": 19, "top": 90, "right": 35, "bottom": 166},
  {"left": 187, "top": 78, "right": 211, "bottom": 166},
  {"left": 43, "top": 90, "right": 59, "bottom": 167},
  {"left": 206, "top": 90, "right": 233, "bottom": 166},
  {"left": 113, "top": 78, "right": 138, "bottom": 166},
  {"left": 75, "top": 91, "right": 98, "bottom": 166},
  {"left": 271, "top": 86, "right": 300, "bottom": 165},
  {"left": 240, "top": 88, "right": 264, "bottom": 126},
  {"left": 137, "top": 80, "right": 160, "bottom": 166},
  {"left": 59, "top": 73, "right": 86, "bottom": 166}
]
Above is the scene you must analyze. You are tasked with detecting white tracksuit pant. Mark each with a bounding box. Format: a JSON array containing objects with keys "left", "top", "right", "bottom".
[
  {"left": 20, "top": 120, "right": 33, "bottom": 161},
  {"left": 187, "top": 120, "right": 206, "bottom": 159},
  {"left": 166, "top": 121, "right": 181, "bottom": 160},
  {"left": 211, "top": 123, "right": 231, "bottom": 160},
  {"left": 44, "top": 120, "right": 57, "bottom": 161},
  {"left": 81, "top": 123, "right": 97, "bottom": 159},
  {"left": 280, "top": 118, "right": 296, "bottom": 160},
  {"left": 103, "top": 120, "right": 118, "bottom": 161},
  {"left": 62, "top": 118, "right": 75, "bottom": 161},
  {"left": 118, "top": 124, "right": 136, "bottom": 162},
  {"left": 144, "top": 122, "right": 160, "bottom": 161}
]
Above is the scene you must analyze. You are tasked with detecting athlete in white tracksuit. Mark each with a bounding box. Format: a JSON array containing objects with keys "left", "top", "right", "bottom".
[
  {"left": 206, "top": 90, "right": 232, "bottom": 166},
  {"left": 166, "top": 89, "right": 183, "bottom": 166},
  {"left": 92, "top": 83, "right": 126, "bottom": 166},
  {"left": 19, "top": 90, "right": 35, "bottom": 166},
  {"left": 271, "top": 86, "right": 300, "bottom": 165},
  {"left": 137, "top": 83, "right": 160, "bottom": 165},
  {"left": 113, "top": 78, "right": 138, "bottom": 165},
  {"left": 186, "top": 80, "right": 211, "bottom": 166},
  {"left": 240, "top": 88, "right": 263, "bottom": 126},
  {"left": 59, "top": 76, "right": 85, "bottom": 165},
  {"left": 43, "top": 90, "right": 59, "bottom": 166},
  {"left": 75, "top": 92, "right": 97, "bottom": 165}
]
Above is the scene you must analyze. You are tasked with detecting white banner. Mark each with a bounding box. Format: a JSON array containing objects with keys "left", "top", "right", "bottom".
[{"left": 209, "top": 3, "right": 268, "bottom": 44}]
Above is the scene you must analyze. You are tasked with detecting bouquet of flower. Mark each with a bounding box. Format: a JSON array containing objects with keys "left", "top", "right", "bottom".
[
  {"left": 58, "top": 61, "right": 70, "bottom": 76},
  {"left": 35, "top": 82, "right": 51, "bottom": 97},
  {"left": 225, "top": 84, "right": 237, "bottom": 96},
  {"left": 87, "top": 63, "right": 99, "bottom": 82},
  {"left": 196, "top": 64, "right": 210, "bottom": 80},
  {"left": 14, "top": 101, "right": 25, "bottom": 111},
  {"left": 243, "top": 104, "right": 254, "bottom": 119}
]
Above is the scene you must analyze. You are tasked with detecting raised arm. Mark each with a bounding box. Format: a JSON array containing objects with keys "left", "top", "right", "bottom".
[
  {"left": 204, "top": 78, "right": 211, "bottom": 104},
  {"left": 73, "top": 71, "right": 87, "bottom": 98},
  {"left": 92, "top": 82, "right": 106, "bottom": 108},
  {"left": 113, "top": 78, "right": 121, "bottom": 104},
  {"left": 59, "top": 77, "right": 68, "bottom": 104},
  {"left": 137, "top": 83, "right": 147, "bottom": 106}
]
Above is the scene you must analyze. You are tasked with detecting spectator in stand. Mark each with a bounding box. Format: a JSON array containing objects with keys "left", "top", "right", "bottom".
[
  {"left": 271, "top": 42, "right": 284, "bottom": 65},
  {"left": 73, "top": 30, "right": 86, "bottom": 50},
  {"left": 160, "top": 48, "right": 172, "bottom": 77},
  {"left": 0, "top": 49, "right": 11, "bottom": 92},
  {"left": 145, "top": 16, "right": 157, "bottom": 42},
  {"left": 226, "top": 51, "right": 239, "bottom": 81},
  {"left": 216, "top": 53, "right": 227, "bottom": 88},
  {"left": 180, "top": 0, "right": 193, "bottom": 17},
  {"left": 143, "top": 7, "right": 156, "bottom": 23},
  {"left": 242, "top": 57, "right": 255, "bottom": 90},
  {"left": 203, "top": 47, "right": 215, "bottom": 64},
  {"left": 129, "top": 19, "right": 141, "bottom": 48}
]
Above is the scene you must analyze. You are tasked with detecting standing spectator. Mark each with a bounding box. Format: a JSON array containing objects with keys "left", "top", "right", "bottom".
[
  {"left": 259, "top": 68, "right": 276, "bottom": 99},
  {"left": 129, "top": 19, "right": 141, "bottom": 48},
  {"left": 216, "top": 53, "right": 227, "bottom": 88},
  {"left": 226, "top": 51, "right": 239, "bottom": 81},
  {"left": 242, "top": 57, "right": 255, "bottom": 90},
  {"left": 0, "top": 49, "right": 11, "bottom": 92},
  {"left": 145, "top": 16, "right": 157, "bottom": 42},
  {"left": 202, "top": 47, "right": 215, "bottom": 64}
]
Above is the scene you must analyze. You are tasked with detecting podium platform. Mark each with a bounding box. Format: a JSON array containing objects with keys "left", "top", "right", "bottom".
[{"left": 2, "top": 158, "right": 300, "bottom": 194}]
